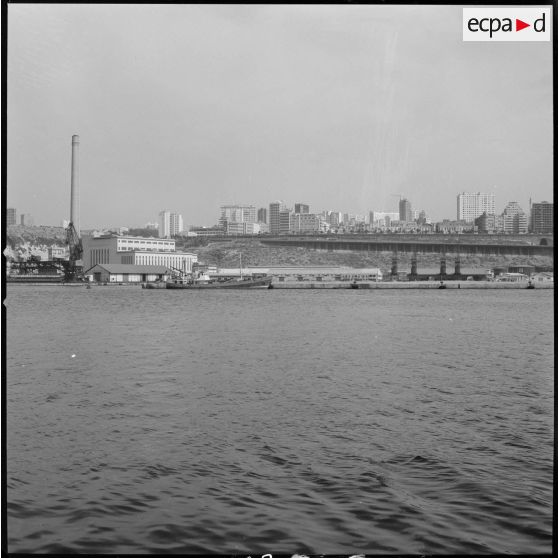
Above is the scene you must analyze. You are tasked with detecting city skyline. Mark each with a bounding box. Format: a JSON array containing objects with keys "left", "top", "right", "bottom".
[
  {"left": 8, "top": 189, "right": 550, "bottom": 232},
  {"left": 7, "top": 4, "right": 553, "bottom": 228}
]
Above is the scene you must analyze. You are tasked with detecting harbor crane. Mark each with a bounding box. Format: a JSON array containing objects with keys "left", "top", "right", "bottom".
[
  {"left": 63, "top": 221, "right": 83, "bottom": 282},
  {"left": 63, "top": 135, "right": 83, "bottom": 282}
]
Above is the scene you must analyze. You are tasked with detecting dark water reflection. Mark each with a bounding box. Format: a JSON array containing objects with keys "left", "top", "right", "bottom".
[{"left": 6, "top": 286, "right": 553, "bottom": 553}]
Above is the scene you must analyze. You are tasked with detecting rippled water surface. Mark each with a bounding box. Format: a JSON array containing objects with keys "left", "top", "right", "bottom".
[{"left": 5, "top": 285, "right": 554, "bottom": 554}]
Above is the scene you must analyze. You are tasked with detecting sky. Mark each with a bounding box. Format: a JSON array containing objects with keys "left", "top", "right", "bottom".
[{"left": 6, "top": 4, "right": 553, "bottom": 229}]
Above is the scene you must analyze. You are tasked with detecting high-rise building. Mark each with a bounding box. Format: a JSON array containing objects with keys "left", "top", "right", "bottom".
[
  {"left": 417, "top": 210, "right": 429, "bottom": 225},
  {"left": 20, "top": 214, "right": 34, "bottom": 226},
  {"left": 158, "top": 210, "right": 183, "bottom": 238},
  {"left": 530, "top": 201, "right": 553, "bottom": 233},
  {"left": 7, "top": 208, "right": 17, "bottom": 225},
  {"left": 399, "top": 198, "right": 412, "bottom": 222},
  {"left": 294, "top": 203, "right": 309, "bottom": 214},
  {"left": 257, "top": 207, "right": 267, "bottom": 224},
  {"left": 279, "top": 209, "right": 292, "bottom": 234},
  {"left": 457, "top": 192, "right": 495, "bottom": 222},
  {"left": 269, "top": 201, "right": 286, "bottom": 234},
  {"left": 326, "top": 211, "right": 342, "bottom": 227},
  {"left": 219, "top": 205, "right": 256, "bottom": 226},
  {"left": 502, "top": 202, "right": 528, "bottom": 233}
]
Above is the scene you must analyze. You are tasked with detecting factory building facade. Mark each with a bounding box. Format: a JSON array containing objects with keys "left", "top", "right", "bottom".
[{"left": 82, "top": 235, "right": 197, "bottom": 273}]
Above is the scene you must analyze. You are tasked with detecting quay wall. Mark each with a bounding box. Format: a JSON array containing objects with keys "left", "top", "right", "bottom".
[{"left": 270, "top": 281, "right": 553, "bottom": 289}]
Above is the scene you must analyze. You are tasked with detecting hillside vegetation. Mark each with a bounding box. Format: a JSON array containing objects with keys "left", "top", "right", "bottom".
[
  {"left": 5, "top": 227, "right": 553, "bottom": 272},
  {"left": 177, "top": 238, "right": 553, "bottom": 272}
]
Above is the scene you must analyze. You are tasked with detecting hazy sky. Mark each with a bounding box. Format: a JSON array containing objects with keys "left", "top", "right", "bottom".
[{"left": 7, "top": 4, "right": 553, "bottom": 228}]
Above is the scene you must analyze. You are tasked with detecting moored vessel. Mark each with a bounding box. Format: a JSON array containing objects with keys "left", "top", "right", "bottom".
[{"left": 166, "top": 274, "right": 272, "bottom": 289}]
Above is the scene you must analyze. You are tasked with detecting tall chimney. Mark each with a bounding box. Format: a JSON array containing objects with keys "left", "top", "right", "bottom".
[{"left": 70, "top": 134, "right": 80, "bottom": 236}]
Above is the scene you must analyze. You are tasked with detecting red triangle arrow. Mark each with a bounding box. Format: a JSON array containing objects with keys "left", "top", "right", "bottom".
[{"left": 516, "top": 19, "right": 530, "bottom": 31}]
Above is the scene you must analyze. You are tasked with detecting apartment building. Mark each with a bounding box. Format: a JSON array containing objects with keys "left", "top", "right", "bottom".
[
  {"left": 457, "top": 193, "right": 495, "bottom": 222},
  {"left": 159, "top": 210, "right": 183, "bottom": 238}
]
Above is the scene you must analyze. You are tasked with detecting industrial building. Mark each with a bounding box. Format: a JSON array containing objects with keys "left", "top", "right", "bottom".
[
  {"left": 82, "top": 235, "right": 197, "bottom": 274},
  {"left": 248, "top": 266, "right": 383, "bottom": 282}
]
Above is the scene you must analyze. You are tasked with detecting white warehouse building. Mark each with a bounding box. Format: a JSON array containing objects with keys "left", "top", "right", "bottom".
[{"left": 82, "top": 235, "right": 197, "bottom": 274}]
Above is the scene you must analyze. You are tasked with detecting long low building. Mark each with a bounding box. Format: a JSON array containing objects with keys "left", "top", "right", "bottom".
[
  {"left": 212, "top": 266, "right": 383, "bottom": 282},
  {"left": 85, "top": 264, "right": 172, "bottom": 283}
]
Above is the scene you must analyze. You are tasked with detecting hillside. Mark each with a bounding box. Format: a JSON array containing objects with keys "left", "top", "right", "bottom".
[
  {"left": 4, "top": 227, "right": 553, "bottom": 272},
  {"left": 177, "top": 237, "right": 553, "bottom": 273}
]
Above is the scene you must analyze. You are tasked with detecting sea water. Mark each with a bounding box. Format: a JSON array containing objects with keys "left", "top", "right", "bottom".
[{"left": 5, "top": 285, "right": 553, "bottom": 553}]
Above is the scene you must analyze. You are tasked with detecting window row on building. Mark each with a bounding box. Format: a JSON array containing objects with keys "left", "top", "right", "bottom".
[{"left": 120, "top": 251, "right": 196, "bottom": 272}]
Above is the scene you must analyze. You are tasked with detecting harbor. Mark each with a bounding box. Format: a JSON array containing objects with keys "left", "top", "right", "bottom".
[{"left": 6, "top": 4, "right": 554, "bottom": 554}]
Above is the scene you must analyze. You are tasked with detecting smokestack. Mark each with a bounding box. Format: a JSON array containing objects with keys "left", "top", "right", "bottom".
[{"left": 70, "top": 134, "right": 80, "bottom": 236}]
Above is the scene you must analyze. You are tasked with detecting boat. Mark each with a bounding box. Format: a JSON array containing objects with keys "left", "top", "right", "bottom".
[
  {"left": 142, "top": 280, "right": 167, "bottom": 289},
  {"left": 166, "top": 275, "right": 272, "bottom": 289},
  {"left": 526, "top": 280, "right": 535, "bottom": 289}
]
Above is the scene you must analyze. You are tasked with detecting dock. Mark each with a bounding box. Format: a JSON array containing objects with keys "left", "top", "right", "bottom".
[{"left": 270, "top": 280, "right": 553, "bottom": 289}]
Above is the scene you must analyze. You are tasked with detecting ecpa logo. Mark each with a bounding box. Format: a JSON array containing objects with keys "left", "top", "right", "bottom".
[{"left": 463, "top": 8, "right": 551, "bottom": 41}]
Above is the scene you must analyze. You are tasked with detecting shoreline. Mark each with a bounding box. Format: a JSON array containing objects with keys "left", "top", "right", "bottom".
[
  {"left": 6, "top": 280, "right": 553, "bottom": 289},
  {"left": 270, "top": 281, "right": 553, "bottom": 289}
]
